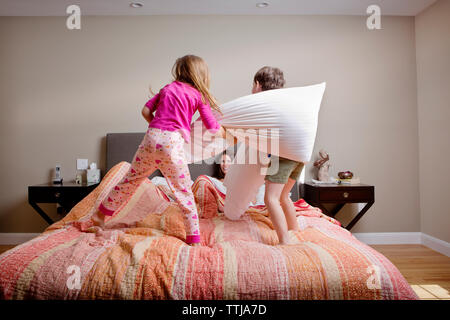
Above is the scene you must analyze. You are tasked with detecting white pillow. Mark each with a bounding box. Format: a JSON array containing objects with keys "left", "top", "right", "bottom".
[
  {"left": 187, "top": 83, "right": 326, "bottom": 220},
  {"left": 254, "top": 184, "right": 266, "bottom": 206},
  {"left": 151, "top": 176, "right": 193, "bottom": 188},
  {"left": 224, "top": 145, "right": 266, "bottom": 220},
  {"left": 208, "top": 176, "right": 227, "bottom": 195},
  {"left": 150, "top": 176, "right": 170, "bottom": 188},
  {"left": 185, "top": 82, "right": 326, "bottom": 164},
  {"left": 220, "top": 82, "right": 326, "bottom": 163}
]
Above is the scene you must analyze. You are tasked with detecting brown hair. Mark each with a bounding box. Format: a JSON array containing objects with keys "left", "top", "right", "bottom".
[
  {"left": 253, "top": 66, "right": 285, "bottom": 91},
  {"left": 172, "top": 55, "right": 220, "bottom": 113},
  {"left": 213, "top": 151, "right": 232, "bottom": 180}
]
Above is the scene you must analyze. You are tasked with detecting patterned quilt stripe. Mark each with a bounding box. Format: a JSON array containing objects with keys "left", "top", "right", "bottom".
[
  {"left": 0, "top": 227, "right": 81, "bottom": 299},
  {"left": 0, "top": 162, "right": 418, "bottom": 300}
]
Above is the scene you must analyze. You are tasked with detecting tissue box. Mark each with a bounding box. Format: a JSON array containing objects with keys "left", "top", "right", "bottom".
[{"left": 86, "top": 169, "right": 100, "bottom": 183}]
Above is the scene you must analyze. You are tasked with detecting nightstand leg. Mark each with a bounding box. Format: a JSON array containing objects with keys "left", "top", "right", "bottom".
[
  {"left": 29, "top": 201, "right": 54, "bottom": 224},
  {"left": 330, "top": 203, "right": 345, "bottom": 216},
  {"left": 345, "top": 201, "right": 374, "bottom": 231},
  {"left": 315, "top": 203, "right": 331, "bottom": 216},
  {"left": 315, "top": 203, "right": 345, "bottom": 217}
]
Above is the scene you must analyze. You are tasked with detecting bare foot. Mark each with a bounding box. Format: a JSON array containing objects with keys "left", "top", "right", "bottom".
[
  {"left": 278, "top": 230, "right": 299, "bottom": 245},
  {"left": 278, "top": 233, "right": 294, "bottom": 245}
]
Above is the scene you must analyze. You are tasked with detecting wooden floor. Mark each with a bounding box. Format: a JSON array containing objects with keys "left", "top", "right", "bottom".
[
  {"left": 0, "top": 244, "right": 449, "bottom": 299},
  {"left": 0, "top": 245, "right": 15, "bottom": 255},
  {"left": 370, "top": 244, "right": 450, "bottom": 300}
]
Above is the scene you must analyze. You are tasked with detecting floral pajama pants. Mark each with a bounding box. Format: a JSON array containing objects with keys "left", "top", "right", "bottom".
[{"left": 98, "top": 128, "right": 201, "bottom": 244}]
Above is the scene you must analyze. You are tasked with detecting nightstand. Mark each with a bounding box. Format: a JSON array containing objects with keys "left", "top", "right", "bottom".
[
  {"left": 28, "top": 182, "right": 99, "bottom": 224},
  {"left": 300, "top": 182, "right": 375, "bottom": 230}
]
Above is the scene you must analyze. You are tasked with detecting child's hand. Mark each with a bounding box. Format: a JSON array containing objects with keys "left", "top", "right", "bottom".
[
  {"left": 218, "top": 126, "right": 226, "bottom": 139},
  {"left": 218, "top": 126, "right": 238, "bottom": 145}
]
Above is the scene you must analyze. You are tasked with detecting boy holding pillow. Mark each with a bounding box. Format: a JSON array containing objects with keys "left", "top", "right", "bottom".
[{"left": 252, "top": 66, "right": 303, "bottom": 245}]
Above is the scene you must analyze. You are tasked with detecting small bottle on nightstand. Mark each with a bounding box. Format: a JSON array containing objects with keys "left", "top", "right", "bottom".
[
  {"left": 52, "top": 165, "right": 63, "bottom": 184},
  {"left": 75, "top": 170, "right": 83, "bottom": 185}
]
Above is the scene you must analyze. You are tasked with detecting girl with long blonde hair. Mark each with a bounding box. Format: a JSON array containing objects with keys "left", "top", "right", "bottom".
[{"left": 98, "top": 55, "right": 224, "bottom": 245}]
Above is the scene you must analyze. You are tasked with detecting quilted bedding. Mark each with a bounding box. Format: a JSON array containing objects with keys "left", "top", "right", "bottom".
[{"left": 0, "top": 162, "right": 418, "bottom": 299}]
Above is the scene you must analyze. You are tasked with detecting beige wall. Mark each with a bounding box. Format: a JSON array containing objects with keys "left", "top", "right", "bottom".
[
  {"left": 0, "top": 15, "right": 421, "bottom": 234},
  {"left": 415, "top": 0, "right": 450, "bottom": 243}
]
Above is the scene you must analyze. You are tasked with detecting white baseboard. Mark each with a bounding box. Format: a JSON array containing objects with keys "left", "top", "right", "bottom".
[
  {"left": 1, "top": 231, "right": 448, "bottom": 257},
  {"left": 353, "top": 232, "right": 449, "bottom": 257},
  {"left": 421, "top": 233, "right": 450, "bottom": 257},
  {"left": 352, "top": 232, "right": 422, "bottom": 245},
  {"left": 0, "top": 233, "right": 40, "bottom": 245}
]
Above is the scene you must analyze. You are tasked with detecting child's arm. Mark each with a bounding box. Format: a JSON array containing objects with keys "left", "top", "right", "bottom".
[
  {"left": 197, "top": 101, "right": 237, "bottom": 145},
  {"left": 142, "top": 93, "right": 160, "bottom": 124},
  {"left": 218, "top": 125, "right": 238, "bottom": 145},
  {"left": 142, "top": 106, "right": 153, "bottom": 124},
  {"left": 197, "top": 102, "right": 221, "bottom": 133},
  {"left": 218, "top": 126, "right": 226, "bottom": 138}
]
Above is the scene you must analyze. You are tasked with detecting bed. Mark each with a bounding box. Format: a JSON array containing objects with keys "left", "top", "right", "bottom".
[{"left": 0, "top": 133, "right": 418, "bottom": 299}]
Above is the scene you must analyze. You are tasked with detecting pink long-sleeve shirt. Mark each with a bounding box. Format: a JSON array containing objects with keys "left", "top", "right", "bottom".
[{"left": 145, "top": 81, "right": 220, "bottom": 142}]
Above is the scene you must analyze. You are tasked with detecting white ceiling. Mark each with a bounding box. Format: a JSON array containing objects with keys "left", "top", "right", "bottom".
[{"left": 0, "top": 0, "right": 438, "bottom": 16}]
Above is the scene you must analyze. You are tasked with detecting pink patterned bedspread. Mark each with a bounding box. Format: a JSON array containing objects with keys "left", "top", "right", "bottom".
[{"left": 0, "top": 162, "right": 418, "bottom": 299}]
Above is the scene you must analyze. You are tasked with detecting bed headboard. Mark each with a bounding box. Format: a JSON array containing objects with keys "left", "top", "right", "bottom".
[{"left": 105, "top": 132, "right": 299, "bottom": 200}]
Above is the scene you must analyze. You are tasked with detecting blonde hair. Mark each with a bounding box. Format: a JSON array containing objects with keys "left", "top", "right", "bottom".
[{"left": 171, "top": 55, "right": 221, "bottom": 113}]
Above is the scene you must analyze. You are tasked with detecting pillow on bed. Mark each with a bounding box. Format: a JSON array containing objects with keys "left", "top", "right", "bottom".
[
  {"left": 151, "top": 176, "right": 170, "bottom": 188},
  {"left": 151, "top": 176, "right": 194, "bottom": 188},
  {"left": 150, "top": 176, "right": 173, "bottom": 202},
  {"left": 253, "top": 184, "right": 266, "bottom": 206}
]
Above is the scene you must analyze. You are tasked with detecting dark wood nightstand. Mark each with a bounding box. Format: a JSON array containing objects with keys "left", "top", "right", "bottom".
[
  {"left": 28, "top": 182, "right": 99, "bottom": 224},
  {"left": 300, "top": 182, "right": 375, "bottom": 230}
]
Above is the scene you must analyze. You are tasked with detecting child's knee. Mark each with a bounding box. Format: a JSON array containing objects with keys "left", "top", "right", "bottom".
[
  {"left": 280, "top": 193, "right": 291, "bottom": 204},
  {"left": 264, "top": 193, "right": 279, "bottom": 206}
]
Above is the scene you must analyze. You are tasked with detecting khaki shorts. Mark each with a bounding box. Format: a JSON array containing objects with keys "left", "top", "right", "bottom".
[{"left": 265, "top": 155, "right": 304, "bottom": 184}]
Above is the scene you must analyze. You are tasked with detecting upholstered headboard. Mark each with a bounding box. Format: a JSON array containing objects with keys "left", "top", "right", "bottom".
[
  {"left": 105, "top": 132, "right": 217, "bottom": 180},
  {"left": 105, "top": 132, "right": 299, "bottom": 200}
]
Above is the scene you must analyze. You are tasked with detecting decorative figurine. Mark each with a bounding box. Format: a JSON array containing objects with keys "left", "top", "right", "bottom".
[
  {"left": 338, "top": 171, "right": 354, "bottom": 179},
  {"left": 75, "top": 173, "right": 82, "bottom": 185},
  {"left": 314, "top": 149, "right": 331, "bottom": 182}
]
